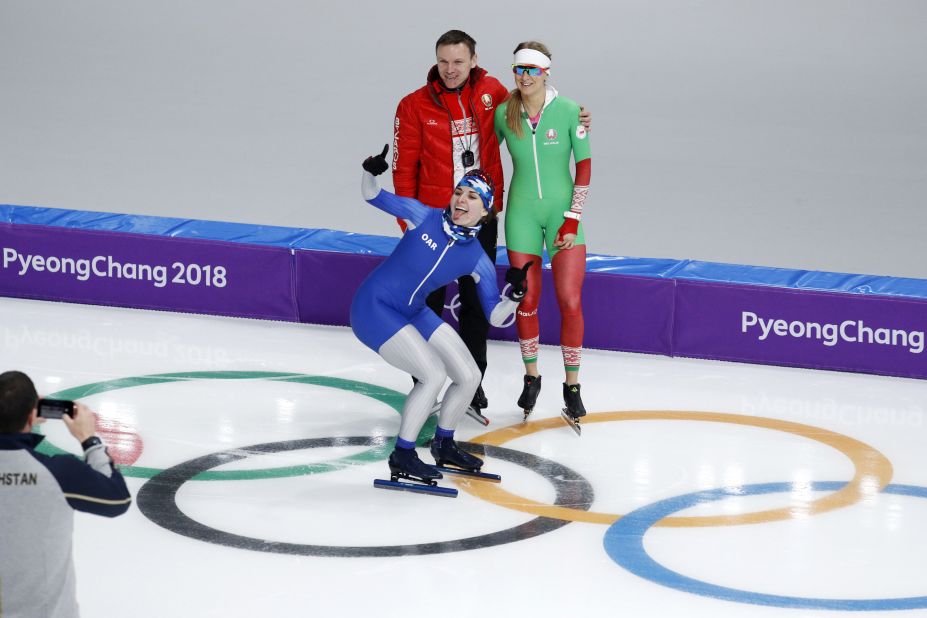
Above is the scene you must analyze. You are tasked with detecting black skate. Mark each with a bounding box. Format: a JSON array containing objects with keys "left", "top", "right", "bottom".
[
  {"left": 561, "top": 382, "right": 587, "bottom": 436},
  {"left": 471, "top": 384, "right": 488, "bottom": 409},
  {"left": 373, "top": 448, "right": 457, "bottom": 497},
  {"left": 465, "top": 384, "right": 490, "bottom": 426},
  {"left": 518, "top": 375, "right": 542, "bottom": 421},
  {"left": 431, "top": 438, "right": 501, "bottom": 483}
]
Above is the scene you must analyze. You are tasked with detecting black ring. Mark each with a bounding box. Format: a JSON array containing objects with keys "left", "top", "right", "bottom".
[{"left": 136, "top": 436, "right": 595, "bottom": 557}]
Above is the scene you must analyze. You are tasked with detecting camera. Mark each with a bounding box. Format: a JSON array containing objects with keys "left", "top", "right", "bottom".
[{"left": 38, "top": 398, "right": 75, "bottom": 419}]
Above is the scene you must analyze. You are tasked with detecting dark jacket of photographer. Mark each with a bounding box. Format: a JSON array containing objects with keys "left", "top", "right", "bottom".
[{"left": 0, "top": 432, "right": 131, "bottom": 618}]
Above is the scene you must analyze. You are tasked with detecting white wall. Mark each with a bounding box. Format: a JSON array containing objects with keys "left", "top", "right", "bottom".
[{"left": 1, "top": 0, "right": 924, "bottom": 278}]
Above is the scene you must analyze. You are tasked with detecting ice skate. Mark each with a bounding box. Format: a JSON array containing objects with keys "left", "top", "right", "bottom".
[
  {"left": 389, "top": 447, "right": 443, "bottom": 482},
  {"left": 431, "top": 437, "right": 501, "bottom": 483},
  {"left": 561, "top": 382, "right": 586, "bottom": 436},
  {"left": 465, "top": 384, "right": 490, "bottom": 426},
  {"left": 431, "top": 436, "right": 483, "bottom": 471},
  {"left": 518, "top": 374, "right": 542, "bottom": 420},
  {"left": 471, "top": 384, "right": 488, "bottom": 410},
  {"left": 373, "top": 448, "right": 457, "bottom": 497}
]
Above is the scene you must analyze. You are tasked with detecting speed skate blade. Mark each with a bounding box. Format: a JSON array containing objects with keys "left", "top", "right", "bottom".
[
  {"left": 435, "top": 466, "right": 501, "bottom": 483},
  {"left": 373, "top": 478, "right": 458, "bottom": 497},
  {"left": 560, "top": 409, "right": 582, "bottom": 436},
  {"left": 465, "top": 406, "right": 490, "bottom": 426}
]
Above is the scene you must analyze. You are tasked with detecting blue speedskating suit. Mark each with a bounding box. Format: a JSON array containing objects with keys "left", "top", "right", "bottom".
[{"left": 351, "top": 189, "right": 505, "bottom": 352}]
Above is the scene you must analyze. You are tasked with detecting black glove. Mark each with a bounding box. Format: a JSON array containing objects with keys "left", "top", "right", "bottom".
[
  {"left": 362, "top": 144, "right": 390, "bottom": 176},
  {"left": 505, "top": 261, "right": 533, "bottom": 301}
]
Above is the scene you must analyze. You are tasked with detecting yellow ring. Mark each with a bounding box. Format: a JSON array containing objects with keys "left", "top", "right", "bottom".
[{"left": 457, "top": 411, "right": 893, "bottom": 527}]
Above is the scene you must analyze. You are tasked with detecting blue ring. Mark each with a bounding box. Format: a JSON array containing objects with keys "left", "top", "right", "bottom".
[{"left": 603, "top": 482, "right": 927, "bottom": 610}]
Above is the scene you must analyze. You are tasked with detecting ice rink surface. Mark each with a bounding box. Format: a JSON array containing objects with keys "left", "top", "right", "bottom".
[{"left": 3, "top": 295, "right": 926, "bottom": 617}]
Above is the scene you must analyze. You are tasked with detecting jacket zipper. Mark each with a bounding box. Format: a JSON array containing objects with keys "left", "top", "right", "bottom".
[
  {"left": 409, "top": 237, "right": 456, "bottom": 306},
  {"left": 526, "top": 116, "right": 543, "bottom": 199}
]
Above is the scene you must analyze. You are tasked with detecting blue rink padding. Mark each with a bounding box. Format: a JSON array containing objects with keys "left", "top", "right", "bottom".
[
  {"left": 0, "top": 204, "right": 401, "bottom": 256},
  {"left": 3, "top": 204, "right": 926, "bottom": 380},
  {"left": 3, "top": 204, "right": 925, "bottom": 299}
]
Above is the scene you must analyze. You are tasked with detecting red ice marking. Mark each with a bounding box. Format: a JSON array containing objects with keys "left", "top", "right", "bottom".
[{"left": 94, "top": 416, "right": 144, "bottom": 465}]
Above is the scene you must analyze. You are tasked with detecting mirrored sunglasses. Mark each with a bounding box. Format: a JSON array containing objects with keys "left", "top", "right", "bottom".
[{"left": 512, "top": 65, "right": 546, "bottom": 77}]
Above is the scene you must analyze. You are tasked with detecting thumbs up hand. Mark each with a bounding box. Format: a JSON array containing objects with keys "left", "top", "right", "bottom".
[{"left": 362, "top": 144, "right": 390, "bottom": 176}]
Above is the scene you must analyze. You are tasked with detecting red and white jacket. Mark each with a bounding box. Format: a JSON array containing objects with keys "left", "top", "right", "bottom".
[{"left": 392, "top": 65, "right": 509, "bottom": 213}]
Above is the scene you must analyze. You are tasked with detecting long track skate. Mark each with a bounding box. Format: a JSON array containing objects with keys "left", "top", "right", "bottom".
[
  {"left": 465, "top": 406, "right": 490, "bottom": 426},
  {"left": 561, "top": 382, "right": 586, "bottom": 436},
  {"left": 518, "top": 375, "right": 542, "bottom": 421},
  {"left": 465, "top": 385, "right": 490, "bottom": 426},
  {"left": 560, "top": 410, "right": 582, "bottom": 436},
  {"left": 372, "top": 477, "right": 459, "bottom": 497},
  {"left": 431, "top": 439, "right": 501, "bottom": 483},
  {"left": 432, "top": 397, "right": 489, "bottom": 426},
  {"left": 374, "top": 448, "right": 459, "bottom": 497},
  {"left": 433, "top": 465, "right": 501, "bottom": 482}
]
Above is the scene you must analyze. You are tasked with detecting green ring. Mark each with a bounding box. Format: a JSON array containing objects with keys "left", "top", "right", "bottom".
[{"left": 36, "top": 370, "right": 434, "bottom": 481}]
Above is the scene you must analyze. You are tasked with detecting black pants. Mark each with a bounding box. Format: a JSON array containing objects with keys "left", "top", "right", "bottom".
[{"left": 425, "top": 218, "right": 498, "bottom": 379}]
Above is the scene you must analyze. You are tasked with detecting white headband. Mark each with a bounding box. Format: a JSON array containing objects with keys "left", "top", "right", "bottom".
[{"left": 513, "top": 48, "right": 551, "bottom": 69}]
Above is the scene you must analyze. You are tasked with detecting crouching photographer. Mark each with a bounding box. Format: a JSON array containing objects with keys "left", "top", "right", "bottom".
[{"left": 0, "top": 370, "right": 131, "bottom": 618}]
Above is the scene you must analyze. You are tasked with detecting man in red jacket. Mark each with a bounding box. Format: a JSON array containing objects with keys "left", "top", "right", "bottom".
[{"left": 392, "top": 30, "right": 589, "bottom": 416}]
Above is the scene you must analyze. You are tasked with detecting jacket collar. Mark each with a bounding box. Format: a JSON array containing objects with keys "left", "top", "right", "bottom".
[
  {"left": 0, "top": 432, "right": 46, "bottom": 450},
  {"left": 521, "top": 84, "right": 559, "bottom": 116},
  {"left": 542, "top": 84, "right": 559, "bottom": 109}
]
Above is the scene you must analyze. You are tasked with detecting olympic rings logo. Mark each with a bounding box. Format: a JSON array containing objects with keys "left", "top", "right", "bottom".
[
  {"left": 38, "top": 372, "right": 927, "bottom": 610},
  {"left": 446, "top": 293, "right": 462, "bottom": 322},
  {"left": 446, "top": 288, "right": 518, "bottom": 329}
]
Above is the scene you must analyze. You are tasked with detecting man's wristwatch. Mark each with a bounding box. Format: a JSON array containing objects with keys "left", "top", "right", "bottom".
[{"left": 81, "top": 436, "right": 103, "bottom": 451}]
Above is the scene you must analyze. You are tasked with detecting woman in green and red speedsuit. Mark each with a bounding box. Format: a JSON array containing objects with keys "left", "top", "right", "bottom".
[{"left": 494, "top": 41, "right": 591, "bottom": 421}]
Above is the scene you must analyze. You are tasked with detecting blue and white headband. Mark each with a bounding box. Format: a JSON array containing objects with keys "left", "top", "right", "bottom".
[{"left": 456, "top": 172, "right": 494, "bottom": 212}]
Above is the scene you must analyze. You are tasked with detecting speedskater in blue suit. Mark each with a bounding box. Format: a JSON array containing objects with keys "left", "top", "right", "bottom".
[{"left": 352, "top": 145, "right": 531, "bottom": 483}]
